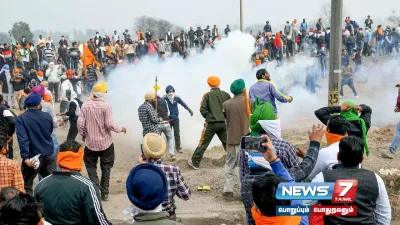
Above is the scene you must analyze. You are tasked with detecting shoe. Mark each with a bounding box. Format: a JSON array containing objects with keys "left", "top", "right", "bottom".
[
  {"left": 355, "top": 95, "right": 359, "bottom": 99},
  {"left": 170, "top": 155, "right": 176, "bottom": 161},
  {"left": 339, "top": 95, "right": 344, "bottom": 99},
  {"left": 188, "top": 159, "right": 199, "bottom": 170},
  {"left": 223, "top": 192, "right": 234, "bottom": 198},
  {"left": 176, "top": 147, "right": 183, "bottom": 153},
  {"left": 390, "top": 148, "right": 397, "bottom": 155},
  {"left": 101, "top": 193, "right": 109, "bottom": 201}
]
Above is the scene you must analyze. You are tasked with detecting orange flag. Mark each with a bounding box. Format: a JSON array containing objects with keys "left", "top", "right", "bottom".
[{"left": 81, "top": 43, "right": 100, "bottom": 73}]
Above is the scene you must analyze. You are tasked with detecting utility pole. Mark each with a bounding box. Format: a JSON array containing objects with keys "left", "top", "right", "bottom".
[
  {"left": 240, "top": 0, "right": 243, "bottom": 32},
  {"left": 328, "top": 0, "right": 343, "bottom": 106}
]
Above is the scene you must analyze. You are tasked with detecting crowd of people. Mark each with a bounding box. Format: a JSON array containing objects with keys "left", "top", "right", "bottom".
[{"left": 0, "top": 14, "right": 398, "bottom": 225}]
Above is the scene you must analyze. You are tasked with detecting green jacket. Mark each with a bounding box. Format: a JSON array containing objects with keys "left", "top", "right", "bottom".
[
  {"left": 200, "top": 88, "right": 231, "bottom": 122},
  {"left": 134, "top": 212, "right": 183, "bottom": 225},
  {"left": 34, "top": 171, "right": 111, "bottom": 225}
]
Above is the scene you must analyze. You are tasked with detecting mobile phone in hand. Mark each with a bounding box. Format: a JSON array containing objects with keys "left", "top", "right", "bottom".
[{"left": 240, "top": 136, "right": 268, "bottom": 152}]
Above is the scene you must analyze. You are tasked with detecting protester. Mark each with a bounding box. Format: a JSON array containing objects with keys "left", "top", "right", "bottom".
[
  {"left": 17, "top": 87, "right": 30, "bottom": 114},
  {"left": 188, "top": 76, "right": 231, "bottom": 170},
  {"left": 384, "top": 84, "right": 400, "bottom": 158},
  {"left": 249, "top": 69, "right": 293, "bottom": 113},
  {"left": 35, "top": 140, "right": 112, "bottom": 225},
  {"left": 58, "top": 90, "right": 83, "bottom": 141},
  {"left": 250, "top": 135, "right": 309, "bottom": 225},
  {"left": 0, "top": 94, "right": 16, "bottom": 160},
  {"left": 125, "top": 163, "right": 183, "bottom": 224},
  {"left": 163, "top": 85, "right": 193, "bottom": 152},
  {"left": 241, "top": 124, "right": 323, "bottom": 225},
  {"left": 137, "top": 133, "right": 191, "bottom": 221},
  {"left": 16, "top": 93, "right": 56, "bottom": 195},
  {"left": 315, "top": 101, "right": 372, "bottom": 156},
  {"left": 139, "top": 91, "right": 161, "bottom": 136},
  {"left": 0, "top": 136, "right": 24, "bottom": 192},
  {"left": 0, "top": 191, "right": 49, "bottom": 225},
  {"left": 308, "top": 136, "right": 391, "bottom": 225},
  {"left": 10, "top": 68, "right": 26, "bottom": 107},
  {"left": 263, "top": 21, "right": 272, "bottom": 34},
  {"left": 0, "top": 65, "right": 15, "bottom": 109},
  {"left": 225, "top": 24, "right": 231, "bottom": 37},
  {"left": 46, "top": 62, "right": 60, "bottom": 102},
  {"left": 222, "top": 79, "right": 250, "bottom": 197},
  {"left": 0, "top": 186, "right": 20, "bottom": 203}
]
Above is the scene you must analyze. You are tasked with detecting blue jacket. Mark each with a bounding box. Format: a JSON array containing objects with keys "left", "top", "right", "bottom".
[
  {"left": 364, "top": 31, "right": 371, "bottom": 43},
  {"left": 163, "top": 85, "right": 192, "bottom": 121},
  {"left": 300, "top": 22, "right": 308, "bottom": 31},
  {"left": 16, "top": 109, "right": 54, "bottom": 160},
  {"left": 324, "top": 32, "right": 331, "bottom": 48},
  {"left": 271, "top": 160, "right": 309, "bottom": 225}
]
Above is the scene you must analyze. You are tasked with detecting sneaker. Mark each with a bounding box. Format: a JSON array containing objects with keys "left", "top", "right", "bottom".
[
  {"left": 101, "top": 193, "right": 109, "bottom": 201},
  {"left": 339, "top": 95, "right": 344, "bottom": 99},
  {"left": 188, "top": 159, "right": 199, "bottom": 170},
  {"left": 355, "top": 95, "right": 359, "bottom": 99},
  {"left": 176, "top": 147, "right": 183, "bottom": 153},
  {"left": 170, "top": 155, "right": 176, "bottom": 161}
]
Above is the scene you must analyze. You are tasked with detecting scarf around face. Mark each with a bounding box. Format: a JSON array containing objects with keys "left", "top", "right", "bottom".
[
  {"left": 251, "top": 206, "right": 301, "bottom": 225},
  {"left": 250, "top": 97, "right": 276, "bottom": 136},
  {"left": 325, "top": 130, "right": 347, "bottom": 146},
  {"left": 340, "top": 101, "right": 369, "bottom": 156}
]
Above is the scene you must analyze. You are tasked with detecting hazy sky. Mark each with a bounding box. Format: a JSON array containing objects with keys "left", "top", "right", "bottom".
[{"left": 1, "top": 0, "right": 399, "bottom": 33}]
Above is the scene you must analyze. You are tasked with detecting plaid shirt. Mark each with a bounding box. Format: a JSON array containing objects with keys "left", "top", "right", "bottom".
[
  {"left": 0, "top": 155, "right": 25, "bottom": 192},
  {"left": 138, "top": 102, "right": 160, "bottom": 136},
  {"left": 240, "top": 141, "right": 320, "bottom": 225},
  {"left": 240, "top": 138, "right": 320, "bottom": 183},
  {"left": 148, "top": 159, "right": 191, "bottom": 213}
]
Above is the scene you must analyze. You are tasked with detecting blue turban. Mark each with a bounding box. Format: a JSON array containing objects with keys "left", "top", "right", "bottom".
[
  {"left": 24, "top": 93, "right": 42, "bottom": 107},
  {"left": 2, "top": 64, "right": 9, "bottom": 70},
  {"left": 126, "top": 163, "right": 168, "bottom": 210}
]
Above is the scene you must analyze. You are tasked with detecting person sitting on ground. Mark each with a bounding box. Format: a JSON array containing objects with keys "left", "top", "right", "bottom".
[
  {"left": 308, "top": 115, "right": 350, "bottom": 180},
  {"left": 137, "top": 133, "right": 191, "bottom": 221},
  {"left": 35, "top": 140, "right": 112, "bottom": 225},
  {"left": 251, "top": 136, "right": 309, "bottom": 225},
  {"left": 308, "top": 136, "right": 391, "bottom": 225},
  {"left": 241, "top": 124, "right": 324, "bottom": 225},
  {"left": 0, "top": 191, "right": 49, "bottom": 225},
  {"left": 315, "top": 101, "right": 372, "bottom": 155},
  {"left": 0, "top": 136, "right": 24, "bottom": 192},
  {"left": 125, "top": 163, "right": 183, "bottom": 224}
]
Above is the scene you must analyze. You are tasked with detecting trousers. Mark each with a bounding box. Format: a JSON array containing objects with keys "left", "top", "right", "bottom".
[
  {"left": 67, "top": 119, "right": 79, "bottom": 141},
  {"left": 159, "top": 123, "right": 175, "bottom": 156},
  {"left": 390, "top": 122, "right": 400, "bottom": 152},
  {"left": 340, "top": 78, "right": 358, "bottom": 96},
  {"left": 49, "top": 82, "right": 60, "bottom": 102},
  {"left": 22, "top": 155, "right": 56, "bottom": 195},
  {"left": 170, "top": 119, "right": 181, "bottom": 149},
  {"left": 84, "top": 144, "right": 115, "bottom": 195},
  {"left": 191, "top": 122, "right": 227, "bottom": 167},
  {"left": 223, "top": 144, "right": 240, "bottom": 193}
]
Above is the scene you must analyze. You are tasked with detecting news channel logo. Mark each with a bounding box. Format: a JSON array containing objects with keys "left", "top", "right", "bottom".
[{"left": 275, "top": 180, "right": 358, "bottom": 203}]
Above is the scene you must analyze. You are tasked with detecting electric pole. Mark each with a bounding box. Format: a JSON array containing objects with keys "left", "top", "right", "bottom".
[
  {"left": 328, "top": 0, "right": 343, "bottom": 106},
  {"left": 240, "top": 0, "right": 243, "bottom": 32}
]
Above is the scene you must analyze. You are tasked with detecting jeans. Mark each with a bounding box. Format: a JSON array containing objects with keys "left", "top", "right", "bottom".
[
  {"left": 320, "top": 59, "right": 327, "bottom": 78},
  {"left": 30, "top": 60, "right": 39, "bottom": 70},
  {"left": 224, "top": 145, "right": 240, "bottom": 193},
  {"left": 390, "top": 122, "right": 400, "bottom": 152},
  {"left": 170, "top": 119, "right": 181, "bottom": 150},
  {"left": 84, "top": 144, "right": 115, "bottom": 195},
  {"left": 51, "top": 133, "right": 60, "bottom": 171},
  {"left": 276, "top": 47, "right": 283, "bottom": 59},
  {"left": 159, "top": 123, "right": 175, "bottom": 156},
  {"left": 71, "top": 57, "right": 79, "bottom": 70},
  {"left": 340, "top": 78, "right": 358, "bottom": 96},
  {"left": 376, "top": 40, "right": 383, "bottom": 55},
  {"left": 363, "top": 43, "right": 371, "bottom": 56}
]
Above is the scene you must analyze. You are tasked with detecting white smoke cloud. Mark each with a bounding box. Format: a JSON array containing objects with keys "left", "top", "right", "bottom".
[{"left": 106, "top": 30, "right": 400, "bottom": 150}]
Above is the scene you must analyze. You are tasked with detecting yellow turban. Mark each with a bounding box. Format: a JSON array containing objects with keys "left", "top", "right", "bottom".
[
  {"left": 144, "top": 91, "right": 156, "bottom": 101},
  {"left": 92, "top": 82, "right": 108, "bottom": 93}
]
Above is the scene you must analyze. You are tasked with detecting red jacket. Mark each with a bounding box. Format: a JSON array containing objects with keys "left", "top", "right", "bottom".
[
  {"left": 396, "top": 92, "right": 400, "bottom": 109},
  {"left": 274, "top": 33, "right": 283, "bottom": 48}
]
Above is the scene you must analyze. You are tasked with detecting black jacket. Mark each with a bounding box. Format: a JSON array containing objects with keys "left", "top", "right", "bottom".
[
  {"left": 314, "top": 105, "right": 372, "bottom": 138},
  {"left": 0, "top": 105, "right": 16, "bottom": 138},
  {"left": 0, "top": 71, "right": 11, "bottom": 94},
  {"left": 35, "top": 171, "right": 111, "bottom": 225},
  {"left": 263, "top": 24, "right": 272, "bottom": 33},
  {"left": 66, "top": 98, "right": 83, "bottom": 121}
]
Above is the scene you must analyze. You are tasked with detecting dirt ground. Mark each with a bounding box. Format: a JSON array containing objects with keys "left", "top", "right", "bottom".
[{"left": 12, "top": 58, "right": 400, "bottom": 225}]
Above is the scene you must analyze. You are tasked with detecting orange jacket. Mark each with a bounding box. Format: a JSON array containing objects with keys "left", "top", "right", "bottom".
[
  {"left": 274, "top": 33, "right": 283, "bottom": 48},
  {"left": 137, "top": 31, "right": 145, "bottom": 40}
]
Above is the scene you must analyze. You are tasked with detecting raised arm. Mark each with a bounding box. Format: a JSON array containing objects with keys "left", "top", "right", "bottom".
[{"left": 314, "top": 106, "right": 341, "bottom": 125}]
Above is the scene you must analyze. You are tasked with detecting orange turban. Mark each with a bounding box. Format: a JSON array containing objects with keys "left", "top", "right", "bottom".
[
  {"left": 57, "top": 147, "right": 84, "bottom": 171},
  {"left": 66, "top": 70, "right": 74, "bottom": 79},
  {"left": 37, "top": 71, "right": 44, "bottom": 77},
  {"left": 13, "top": 68, "right": 21, "bottom": 73},
  {"left": 263, "top": 49, "right": 269, "bottom": 56},
  {"left": 43, "top": 93, "right": 52, "bottom": 103},
  {"left": 255, "top": 59, "right": 262, "bottom": 66},
  {"left": 207, "top": 76, "right": 220, "bottom": 87}
]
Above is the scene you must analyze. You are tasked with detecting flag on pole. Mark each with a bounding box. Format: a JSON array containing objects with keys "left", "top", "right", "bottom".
[{"left": 81, "top": 43, "right": 100, "bottom": 76}]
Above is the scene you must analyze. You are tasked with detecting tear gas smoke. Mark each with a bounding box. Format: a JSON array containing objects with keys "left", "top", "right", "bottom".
[{"left": 107, "top": 30, "right": 400, "bottom": 150}]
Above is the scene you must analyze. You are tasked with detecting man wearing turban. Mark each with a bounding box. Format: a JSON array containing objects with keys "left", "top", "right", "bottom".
[
  {"left": 222, "top": 79, "right": 250, "bottom": 197},
  {"left": 188, "top": 76, "right": 231, "bottom": 170}
]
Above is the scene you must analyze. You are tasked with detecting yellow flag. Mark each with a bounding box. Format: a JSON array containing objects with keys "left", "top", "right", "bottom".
[{"left": 153, "top": 84, "right": 160, "bottom": 90}]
